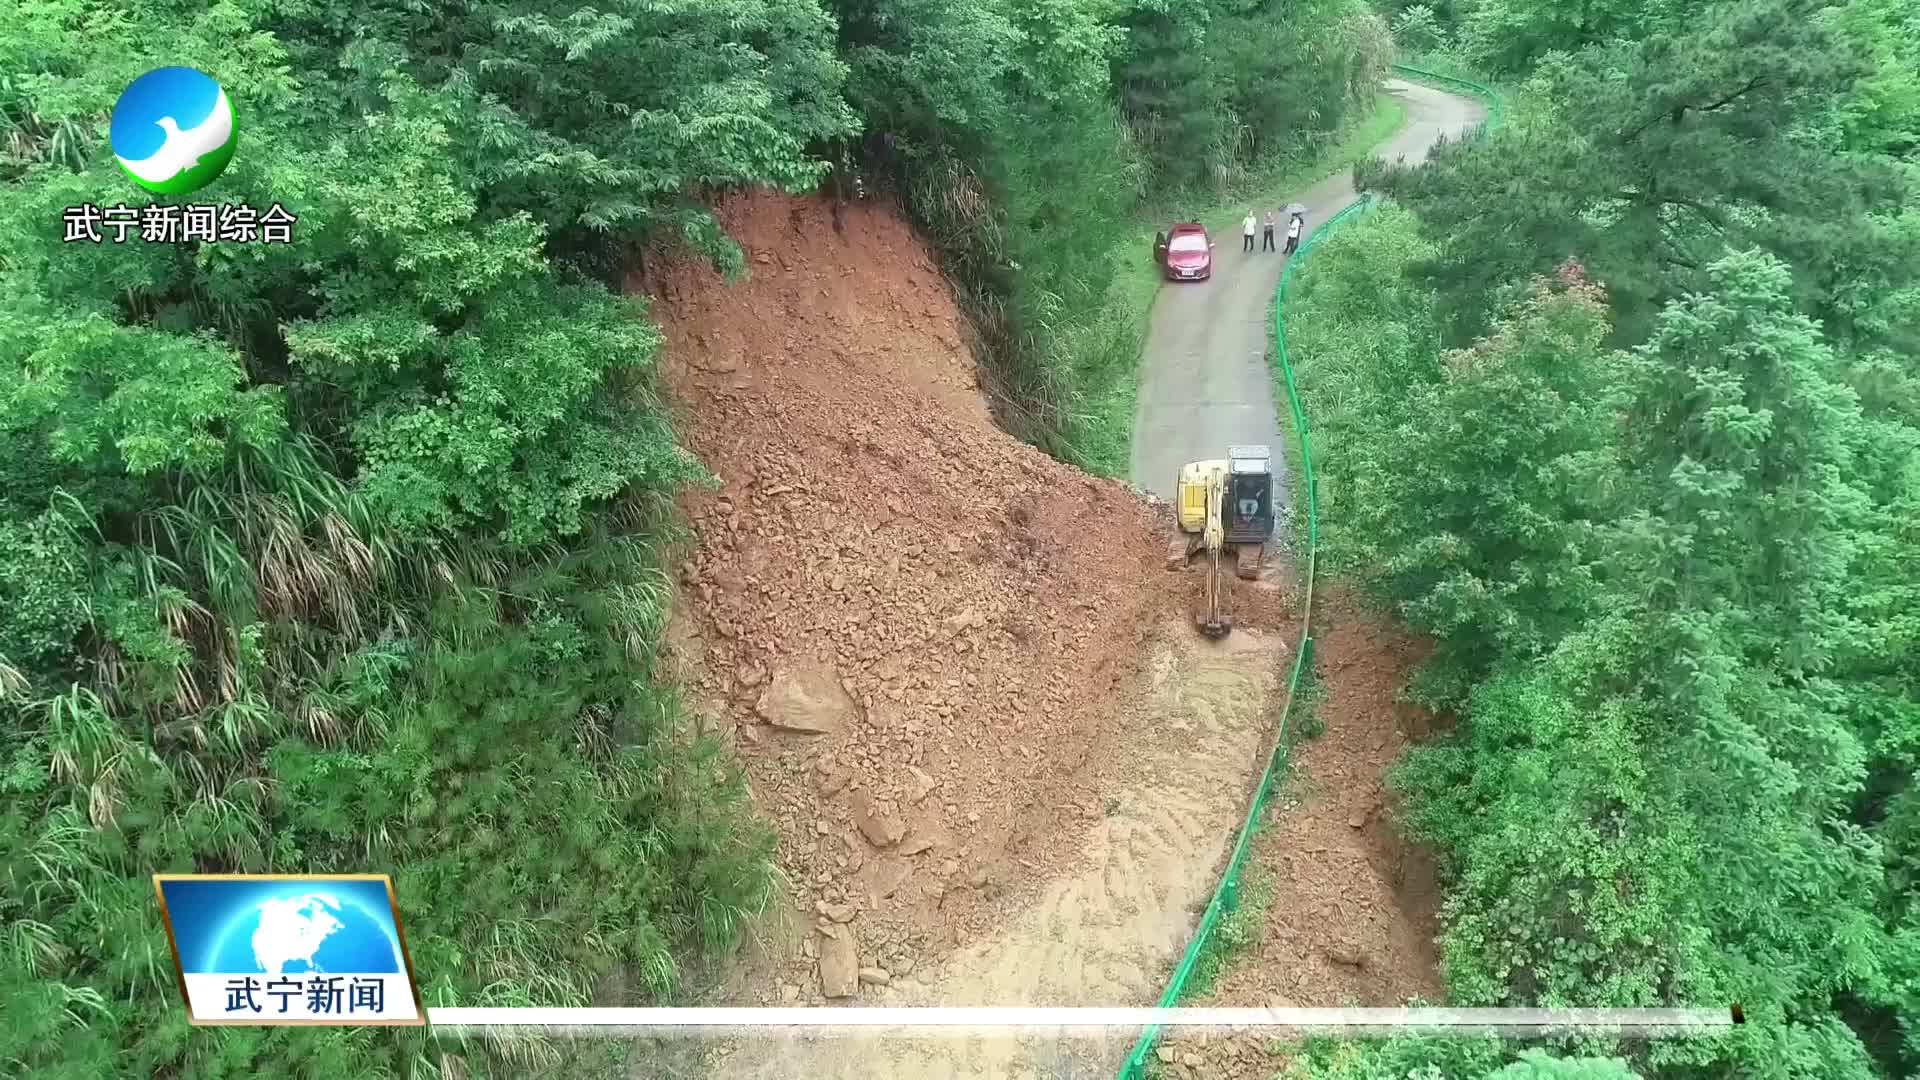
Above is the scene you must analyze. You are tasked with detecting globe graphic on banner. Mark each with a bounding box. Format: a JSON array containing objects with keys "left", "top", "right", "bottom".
[{"left": 208, "top": 893, "right": 399, "bottom": 976}]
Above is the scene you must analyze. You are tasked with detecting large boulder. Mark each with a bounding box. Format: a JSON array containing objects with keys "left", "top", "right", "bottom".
[
  {"left": 756, "top": 661, "right": 859, "bottom": 735},
  {"left": 847, "top": 789, "right": 905, "bottom": 848},
  {"left": 817, "top": 925, "right": 859, "bottom": 998}
]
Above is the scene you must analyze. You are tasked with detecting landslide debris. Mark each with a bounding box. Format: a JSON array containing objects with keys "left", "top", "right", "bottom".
[{"left": 635, "top": 189, "right": 1176, "bottom": 1001}]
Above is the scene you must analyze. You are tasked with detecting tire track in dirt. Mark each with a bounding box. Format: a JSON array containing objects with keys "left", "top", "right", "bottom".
[{"left": 699, "top": 608, "right": 1294, "bottom": 1079}]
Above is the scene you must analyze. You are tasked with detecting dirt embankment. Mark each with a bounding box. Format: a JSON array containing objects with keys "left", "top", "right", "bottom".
[{"left": 634, "top": 189, "right": 1183, "bottom": 999}]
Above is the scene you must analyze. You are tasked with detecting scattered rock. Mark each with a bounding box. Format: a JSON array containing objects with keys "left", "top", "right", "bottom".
[
  {"left": 898, "top": 813, "right": 951, "bottom": 857},
  {"left": 858, "top": 855, "right": 915, "bottom": 903},
  {"left": 815, "top": 764, "right": 853, "bottom": 796},
  {"left": 1347, "top": 810, "right": 1367, "bottom": 829},
  {"left": 905, "top": 765, "right": 937, "bottom": 804},
  {"left": 780, "top": 982, "right": 801, "bottom": 1003},
  {"left": 817, "top": 926, "right": 859, "bottom": 998},
  {"left": 848, "top": 789, "right": 906, "bottom": 848},
  {"left": 857, "top": 967, "right": 891, "bottom": 987},
  {"left": 757, "top": 662, "right": 860, "bottom": 735},
  {"left": 817, "top": 900, "right": 857, "bottom": 923},
  {"left": 1326, "top": 946, "right": 1370, "bottom": 969},
  {"left": 1157, "top": 1046, "right": 1176, "bottom": 1064},
  {"left": 942, "top": 609, "right": 985, "bottom": 634}
]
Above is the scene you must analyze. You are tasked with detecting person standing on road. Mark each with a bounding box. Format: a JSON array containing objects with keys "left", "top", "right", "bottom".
[
  {"left": 1284, "top": 212, "right": 1302, "bottom": 254},
  {"left": 1242, "top": 211, "right": 1256, "bottom": 252},
  {"left": 1261, "top": 210, "right": 1277, "bottom": 252}
]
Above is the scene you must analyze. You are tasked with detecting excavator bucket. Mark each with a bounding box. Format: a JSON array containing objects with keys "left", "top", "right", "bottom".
[{"left": 1235, "top": 542, "right": 1264, "bottom": 580}]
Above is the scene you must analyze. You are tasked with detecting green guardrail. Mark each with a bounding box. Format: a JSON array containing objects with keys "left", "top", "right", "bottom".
[
  {"left": 1391, "top": 62, "right": 1505, "bottom": 131},
  {"left": 1116, "top": 70, "right": 1502, "bottom": 1077}
]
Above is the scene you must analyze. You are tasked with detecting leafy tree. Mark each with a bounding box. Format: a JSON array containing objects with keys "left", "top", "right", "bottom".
[
  {"left": 1286, "top": 1032, "right": 1650, "bottom": 1078},
  {"left": 1, "top": 0, "right": 851, "bottom": 1074},
  {"left": 1291, "top": 211, "right": 1623, "bottom": 695},
  {"left": 1361, "top": 0, "right": 1918, "bottom": 350},
  {"left": 1293, "top": 186, "right": 1916, "bottom": 1076},
  {"left": 1452, "top": 0, "right": 1681, "bottom": 75},
  {"left": 1392, "top": 3, "right": 1451, "bottom": 54},
  {"left": 1113, "top": 0, "right": 1392, "bottom": 192},
  {"left": 264, "top": 0, "right": 859, "bottom": 279},
  {"left": 1111, "top": 0, "right": 1230, "bottom": 191}
]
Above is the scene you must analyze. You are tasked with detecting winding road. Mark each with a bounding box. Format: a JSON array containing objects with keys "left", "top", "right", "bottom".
[{"left": 1129, "top": 79, "right": 1488, "bottom": 504}]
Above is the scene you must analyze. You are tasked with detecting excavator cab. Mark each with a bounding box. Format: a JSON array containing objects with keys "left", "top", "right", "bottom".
[
  {"left": 1224, "top": 446, "right": 1274, "bottom": 546},
  {"left": 1170, "top": 446, "right": 1277, "bottom": 638}
]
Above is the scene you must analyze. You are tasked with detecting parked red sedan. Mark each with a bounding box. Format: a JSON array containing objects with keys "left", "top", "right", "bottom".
[{"left": 1162, "top": 223, "right": 1213, "bottom": 281}]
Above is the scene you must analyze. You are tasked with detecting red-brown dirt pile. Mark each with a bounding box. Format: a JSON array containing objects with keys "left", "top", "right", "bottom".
[{"left": 632, "top": 189, "right": 1180, "bottom": 1000}]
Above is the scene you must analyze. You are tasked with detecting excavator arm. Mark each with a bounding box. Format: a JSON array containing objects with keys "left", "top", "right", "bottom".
[{"left": 1198, "top": 466, "right": 1229, "bottom": 637}]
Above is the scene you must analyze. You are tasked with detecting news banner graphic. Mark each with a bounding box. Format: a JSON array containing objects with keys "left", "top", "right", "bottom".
[
  {"left": 153, "top": 874, "right": 425, "bottom": 1026},
  {"left": 146, "top": 873, "right": 1736, "bottom": 1036}
]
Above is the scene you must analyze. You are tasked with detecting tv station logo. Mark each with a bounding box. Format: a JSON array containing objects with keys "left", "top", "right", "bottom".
[
  {"left": 61, "top": 66, "right": 297, "bottom": 245},
  {"left": 153, "top": 874, "right": 424, "bottom": 1025}
]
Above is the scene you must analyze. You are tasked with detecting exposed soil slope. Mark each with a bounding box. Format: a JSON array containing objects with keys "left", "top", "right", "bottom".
[{"left": 636, "top": 189, "right": 1197, "bottom": 1000}]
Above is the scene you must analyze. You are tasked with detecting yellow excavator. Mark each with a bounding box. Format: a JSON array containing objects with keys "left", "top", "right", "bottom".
[{"left": 1169, "top": 445, "right": 1276, "bottom": 638}]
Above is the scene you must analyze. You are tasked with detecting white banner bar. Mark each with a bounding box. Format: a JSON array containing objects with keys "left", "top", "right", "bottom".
[{"left": 426, "top": 1006, "right": 1734, "bottom": 1034}]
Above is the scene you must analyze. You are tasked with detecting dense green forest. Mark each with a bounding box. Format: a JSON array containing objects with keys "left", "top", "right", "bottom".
[
  {"left": 1285, "top": 1, "right": 1920, "bottom": 1077},
  {"left": 0, "top": 0, "right": 1391, "bottom": 1075}
]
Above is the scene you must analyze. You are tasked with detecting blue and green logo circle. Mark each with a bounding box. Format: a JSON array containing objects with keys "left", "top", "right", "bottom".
[{"left": 110, "top": 67, "right": 237, "bottom": 195}]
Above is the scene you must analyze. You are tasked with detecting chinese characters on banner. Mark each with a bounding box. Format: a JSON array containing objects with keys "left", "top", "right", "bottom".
[
  {"left": 63, "top": 202, "right": 296, "bottom": 244},
  {"left": 222, "top": 974, "right": 388, "bottom": 1016}
]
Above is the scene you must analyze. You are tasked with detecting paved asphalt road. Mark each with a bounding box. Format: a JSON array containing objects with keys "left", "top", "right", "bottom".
[{"left": 1128, "top": 79, "right": 1489, "bottom": 507}]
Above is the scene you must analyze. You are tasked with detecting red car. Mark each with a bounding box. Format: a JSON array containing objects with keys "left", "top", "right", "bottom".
[{"left": 1162, "top": 223, "right": 1213, "bottom": 281}]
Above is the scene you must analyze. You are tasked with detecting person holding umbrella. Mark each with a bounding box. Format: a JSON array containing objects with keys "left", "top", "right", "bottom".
[{"left": 1283, "top": 203, "right": 1306, "bottom": 253}]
